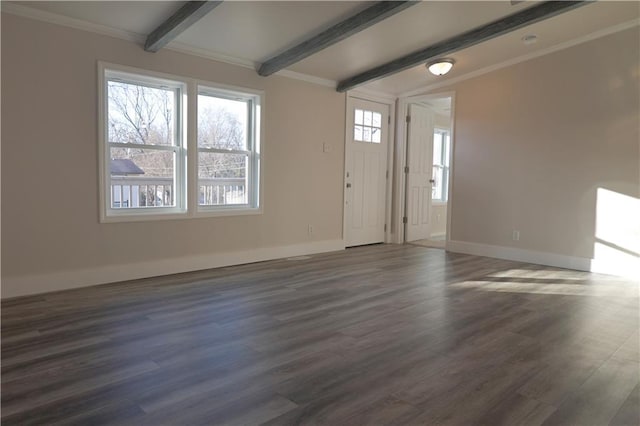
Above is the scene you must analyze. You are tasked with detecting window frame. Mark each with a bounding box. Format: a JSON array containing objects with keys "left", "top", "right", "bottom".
[
  {"left": 432, "top": 128, "right": 451, "bottom": 204},
  {"left": 353, "top": 108, "right": 382, "bottom": 144},
  {"left": 98, "top": 62, "right": 264, "bottom": 223},
  {"left": 195, "top": 84, "right": 262, "bottom": 216}
]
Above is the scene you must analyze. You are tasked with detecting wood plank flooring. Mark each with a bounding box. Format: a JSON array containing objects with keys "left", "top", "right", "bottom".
[{"left": 2, "top": 244, "right": 638, "bottom": 425}]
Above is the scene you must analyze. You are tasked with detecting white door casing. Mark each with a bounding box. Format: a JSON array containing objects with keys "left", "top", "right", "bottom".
[
  {"left": 405, "top": 104, "right": 434, "bottom": 242},
  {"left": 344, "top": 98, "right": 389, "bottom": 247}
]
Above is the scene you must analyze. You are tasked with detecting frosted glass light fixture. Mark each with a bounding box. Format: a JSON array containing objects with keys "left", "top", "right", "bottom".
[{"left": 427, "top": 59, "right": 455, "bottom": 76}]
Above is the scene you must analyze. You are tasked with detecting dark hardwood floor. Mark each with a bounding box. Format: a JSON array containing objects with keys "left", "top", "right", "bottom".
[{"left": 2, "top": 244, "right": 638, "bottom": 425}]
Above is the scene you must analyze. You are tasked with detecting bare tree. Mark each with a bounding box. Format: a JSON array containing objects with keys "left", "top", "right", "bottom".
[
  {"left": 198, "top": 104, "right": 246, "bottom": 179},
  {"left": 108, "top": 82, "right": 247, "bottom": 206},
  {"left": 108, "top": 81, "right": 174, "bottom": 177},
  {"left": 198, "top": 106, "right": 244, "bottom": 150}
]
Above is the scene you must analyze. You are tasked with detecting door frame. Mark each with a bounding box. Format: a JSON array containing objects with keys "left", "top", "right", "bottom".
[
  {"left": 343, "top": 90, "right": 396, "bottom": 245},
  {"left": 393, "top": 91, "right": 456, "bottom": 245}
]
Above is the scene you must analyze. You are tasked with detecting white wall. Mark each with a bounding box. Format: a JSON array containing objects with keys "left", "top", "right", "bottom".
[
  {"left": 1, "top": 13, "right": 347, "bottom": 297},
  {"left": 442, "top": 27, "right": 639, "bottom": 274},
  {"left": 434, "top": 112, "right": 451, "bottom": 130}
]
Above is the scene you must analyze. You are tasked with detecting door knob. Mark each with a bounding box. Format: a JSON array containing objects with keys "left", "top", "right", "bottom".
[{"left": 429, "top": 179, "right": 435, "bottom": 184}]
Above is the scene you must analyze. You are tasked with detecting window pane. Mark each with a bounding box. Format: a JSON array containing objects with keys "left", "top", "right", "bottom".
[
  {"left": 354, "top": 125, "right": 363, "bottom": 141},
  {"left": 355, "top": 109, "right": 364, "bottom": 125},
  {"left": 363, "top": 111, "right": 372, "bottom": 126},
  {"left": 433, "top": 132, "right": 443, "bottom": 165},
  {"left": 107, "top": 81, "right": 176, "bottom": 146},
  {"left": 110, "top": 147, "right": 175, "bottom": 208},
  {"left": 372, "top": 112, "right": 381, "bottom": 127},
  {"left": 198, "top": 94, "right": 248, "bottom": 150},
  {"left": 198, "top": 152, "right": 248, "bottom": 205},
  {"left": 363, "top": 127, "right": 371, "bottom": 142},
  {"left": 371, "top": 127, "right": 381, "bottom": 143},
  {"left": 444, "top": 133, "right": 451, "bottom": 166}
]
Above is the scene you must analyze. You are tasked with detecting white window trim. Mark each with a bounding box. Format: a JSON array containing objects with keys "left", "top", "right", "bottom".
[
  {"left": 353, "top": 108, "right": 383, "bottom": 144},
  {"left": 98, "top": 62, "right": 264, "bottom": 223},
  {"left": 432, "top": 127, "right": 451, "bottom": 204}
]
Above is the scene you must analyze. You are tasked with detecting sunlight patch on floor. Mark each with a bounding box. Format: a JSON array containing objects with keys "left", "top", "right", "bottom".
[
  {"left": 450, "top": 279, "right": 639, "bottom": 297},
  {"left": 486, "top": 269, "right": 590, "bottom": 280}
]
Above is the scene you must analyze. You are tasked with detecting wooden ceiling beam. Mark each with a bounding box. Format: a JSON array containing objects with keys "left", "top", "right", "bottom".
[
  {"left": 336, "top": 1, "right": 590, "bottom": 92},
  {"left": 258, "top": 1, "right": 419, "bottom": 77},
  {"left": 145, "top": 1, "right": 223, "bottom": 53}
]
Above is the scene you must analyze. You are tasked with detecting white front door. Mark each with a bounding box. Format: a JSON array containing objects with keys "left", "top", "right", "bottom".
[
  {"left": 344, "top": 98, "right": 389, "bottom": 247},
  {"left": 405, "top": 104, "right": 434, "bottom": 242}
]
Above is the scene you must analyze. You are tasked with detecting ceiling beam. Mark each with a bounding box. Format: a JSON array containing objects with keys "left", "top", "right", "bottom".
[
  {"left": 145, "top": 1, "right": 223, "bottom": 53},
  {"left": 257, "top": 1, "right": 419, "bottom": 77},
  {"left": 336, "top": 1, "right": 590, "bottom": 92}
]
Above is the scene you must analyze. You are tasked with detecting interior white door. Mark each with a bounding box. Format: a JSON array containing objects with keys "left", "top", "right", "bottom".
[
  {"left": 405, "top": 104, "right": 434, "bottom": 242},
  {"left": 344, "top": 98, "right": 389, "bottom": 247}
]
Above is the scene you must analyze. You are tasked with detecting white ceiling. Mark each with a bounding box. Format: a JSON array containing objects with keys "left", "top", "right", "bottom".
[
  {"left": 363, "top": 1, "right": 640, "bottom": 95},
  {"left": 7, "top": 1, "right": 640, "bottom": 96},
  {"left": 422, "top": 97, "right": 452, "bottom": 116}
]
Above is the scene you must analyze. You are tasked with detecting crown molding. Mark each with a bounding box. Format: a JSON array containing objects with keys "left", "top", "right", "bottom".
[
  {"left": 164, "top": 41, "right": 256, "bottom": 70},
  {"left": 348, "top": 87, "right": 397, "bottom": 103},
  {"left": 398, "top": 18, "right": 640, "bottom": 98},
  {"left": 1, "top": 2, "right": 145, "bottom": 43},
  {"left": 275, "top": 69, "right": 337, "bottom": 89},
  {"left": 0, "top": 2, "right": 338, "bottom": 89}
]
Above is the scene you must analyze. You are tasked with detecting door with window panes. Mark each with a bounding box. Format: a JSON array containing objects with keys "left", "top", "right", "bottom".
[{"left": 344, "top": 98, "right": 389, "bottom": 247}]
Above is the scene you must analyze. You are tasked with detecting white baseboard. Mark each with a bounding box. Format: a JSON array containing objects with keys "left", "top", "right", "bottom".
[
  {"left": 1, "top": 239, "right": 345, "bottom": 299},
  {"left": 430, "top": 232, "right": 446, "bottom": 239},
  {"left": 446, "top": 240, "right": 593, "bottom": 272}
]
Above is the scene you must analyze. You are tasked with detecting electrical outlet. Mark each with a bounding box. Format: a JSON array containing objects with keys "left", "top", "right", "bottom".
[
  {"left": 308, "top": 224, "right": 314, "bottom": 235},
  {"left": 512, "top": 230, "right": 520, "bottom": 241},
  {"left": 322, "top": 142, "right": 332, "bottom": 153}
]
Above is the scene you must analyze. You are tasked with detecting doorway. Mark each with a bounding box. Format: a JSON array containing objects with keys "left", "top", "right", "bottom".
[
  {"left": 344, "top": 97, "right": 390, "bottom": 247},
  {"left": 404, "top": 95, "right": 453, "bottom": 248}
]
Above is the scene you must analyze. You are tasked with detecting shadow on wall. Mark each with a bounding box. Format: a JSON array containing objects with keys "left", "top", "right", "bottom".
[{"left": 592, "top": 187, "right": 639, "bottom": 279}]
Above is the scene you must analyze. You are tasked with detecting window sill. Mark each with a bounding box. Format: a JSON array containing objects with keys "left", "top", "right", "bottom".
[
  {"left": 101, "top": 206, "right": 263, "bottom": 223},
  {"left": 196, "top": 206, "right": 263, "bottom": 218},
  {"left": 101, "top": 209, "right": 188, "bottom": 223}
]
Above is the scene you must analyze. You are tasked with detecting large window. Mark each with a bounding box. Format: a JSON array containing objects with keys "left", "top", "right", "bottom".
[
  {"left": 103, "top": 70, "right": 186, "bottom": 217},
  {"left": 99, "top": 63, "right": 262, "bottom": 222},
  {"left": 432, "top": 128, "right": 451, "bottom": 202}
]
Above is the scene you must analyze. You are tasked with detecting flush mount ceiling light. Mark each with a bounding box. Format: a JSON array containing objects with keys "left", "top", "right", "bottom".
[{"left": 427, "top": 59, "right": 455, "bottom": 76}]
